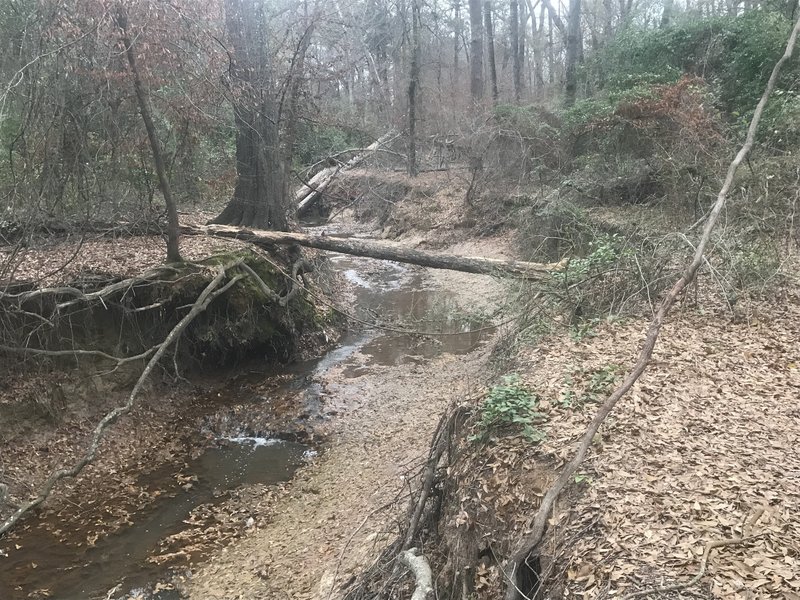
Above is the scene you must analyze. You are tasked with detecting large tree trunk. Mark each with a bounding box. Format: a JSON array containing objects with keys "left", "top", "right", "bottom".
[
  {"left": 469, "top": 0, "right": 484, "bottom": 103},
  {"left": 116, "top": 6, "right": 182, "bottom": 263},
  {"left": 212, "top": 0, "right": 288, "bottom": 231},
  {"left": 189, "top": 225, "right": 566, "bottom": 280}
]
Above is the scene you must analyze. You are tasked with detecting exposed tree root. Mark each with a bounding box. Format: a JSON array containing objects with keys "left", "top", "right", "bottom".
[
  {"left": 501, "top": 13, "right": 800, "bottom": 600},
  {"left": 0, "top": 261, "right": 245, "bottom": 536}
]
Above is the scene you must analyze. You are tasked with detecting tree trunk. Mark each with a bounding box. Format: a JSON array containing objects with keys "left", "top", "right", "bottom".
[
  {"left": 510, "top": 0, "right": 522, "bottom": 101},
  {"left": 527, "top": 0, "right": 546, "bottom": 91},
  {"left": 116, "top": 6, "right": 182, "bottom": 263},
  {"left": 190, "top": 224, "right": 566, "bottom": 280},
  {"left": 564, "top": 0, "right": 582, "bottom": 106},
  {"left": 408, "top": 0, "right": 421, "bottom": 176},
  {"left": 212, "top": 0, "right": 288, "bottom": 231},
  {"left": 454, "top": 0, "right": 462, "bottom": 89},
  {"left": 469, "top": 0, "right": 484, "bottom": 103},
  {"left": 484, "top": 1, "right": 499, "bottom": 103}
]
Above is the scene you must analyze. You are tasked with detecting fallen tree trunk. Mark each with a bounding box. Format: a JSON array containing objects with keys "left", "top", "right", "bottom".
[
  {"left": 296, "top": 131, "right": 398, "bottom": 217},
  {"left": 187, "top": 224, "right": 566, "bottom": 280}
]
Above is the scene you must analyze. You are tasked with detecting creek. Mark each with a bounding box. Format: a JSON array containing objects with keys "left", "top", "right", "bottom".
[{"left": 0, "top": 242, "right": 488, "bottom": 600}]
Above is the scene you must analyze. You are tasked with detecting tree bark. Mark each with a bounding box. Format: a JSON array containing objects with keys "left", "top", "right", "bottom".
[
  {"left": 511, "top": 0, "right": 522, "bottom": 101},
  {"left": 469, "top": 0, "right": 485, "bottom": 103},
  {"left": 212, "top": 0, "right": 288, "bottom": 231},
  {"left": 408, "top": 0, "right": 421, "bottom": 176},
  {"left": 484, "top": 1, "right": 499, "bottom": 103},
  {"left": 564, "top": 0, "right": 582, "bottom": 106},
  {"left": 188, "top": 224, "right": 567, "bottom": 280},
  {"left": 115, "top": 6, "right": 182, "bottom": 263}
]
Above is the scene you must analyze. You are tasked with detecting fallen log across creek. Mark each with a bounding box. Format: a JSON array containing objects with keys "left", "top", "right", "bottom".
[{"left": 184, "top": 224, "right": 567, "bottom": 280}]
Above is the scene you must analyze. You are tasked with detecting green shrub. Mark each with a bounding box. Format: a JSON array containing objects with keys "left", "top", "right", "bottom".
[
  {"left": 294, "top": 124, "right": 368, "bottom": 168},
  {"left": 597, "top": 11, "right": 798, "bottom": 119},
  {"left": 472, "top": 374, "right": 545, "bottom": 443}
]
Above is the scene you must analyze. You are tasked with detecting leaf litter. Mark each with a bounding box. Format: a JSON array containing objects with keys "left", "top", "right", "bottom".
[{"left": 504, "top": 293, "right": 800, "bottom": 599}]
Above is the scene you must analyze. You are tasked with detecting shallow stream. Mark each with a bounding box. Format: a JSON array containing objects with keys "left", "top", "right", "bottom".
[{"left": 0, "top": 245, "right": 488, "bottom": 600}]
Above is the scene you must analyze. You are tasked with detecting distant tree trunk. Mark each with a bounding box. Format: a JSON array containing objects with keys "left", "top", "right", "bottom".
[
  {"left": 564, "top": 0, "right": 582, "bottom": 106},
  {"left": 454, "top": 0, "right": 462, "bottom": 87},
  {"left": 408, "top": 0, "right": 421, "bottom": 176},
  {"left": 510, "top": 0, "right": 522, "bottom": 101},
  {"left": 548, "top": 12, "right": 555, "bottom": 84},
  {"left": 484, "top": 1, "right": 499, "bottom": 103},
  {"left": 527, "top": 0, "right": 545, "bottom": 91},
  {"left": 661, "top": 0, "right": 675, "bottom": 27},
  {"left": 212, "top": 0, "right": 288, "bottom": 231},
  {"left": 518, "top": 0, "right": 527, "bottom": 94},
  {"left": 115, "top": 6, "right": 182, "bottom": 263},
  {"left": 469, "top": 0, "right": 484, "bottom": 103}
]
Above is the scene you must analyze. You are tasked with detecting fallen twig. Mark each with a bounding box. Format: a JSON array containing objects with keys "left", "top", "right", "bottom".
[{"left": 620, "top": 533, "right": 764, "bottom": 599}]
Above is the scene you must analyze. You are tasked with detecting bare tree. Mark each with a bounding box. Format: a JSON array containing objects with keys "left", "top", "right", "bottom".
[
  {"left": 564, "top": 0, "right": 583, "bottom": 105},
  {"left": 408, "top": 0, "right": 421, "bottom": 176},
  {"left": 485, "top": 0, "right": 499, "bottom": 103},
  {"left": 115, "top": 5, "right": 183, "bottom": 263}
]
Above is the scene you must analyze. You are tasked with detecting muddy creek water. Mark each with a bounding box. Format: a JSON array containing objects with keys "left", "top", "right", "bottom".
[{"left": 1, "top": 248, "right": 488, "bottom": 600}]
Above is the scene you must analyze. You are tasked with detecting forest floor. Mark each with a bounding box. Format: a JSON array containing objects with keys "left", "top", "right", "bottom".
[{"left": 1, "top": 168, "right": 799, "bottom": 600}]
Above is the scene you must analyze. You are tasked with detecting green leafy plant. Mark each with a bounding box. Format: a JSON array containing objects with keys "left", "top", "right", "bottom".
[
  {"left": 472, "top": 375, "right": 545, "bottom": 443},
  {"left": 553, "top": 233, "right": 628, "bottom": 287}
]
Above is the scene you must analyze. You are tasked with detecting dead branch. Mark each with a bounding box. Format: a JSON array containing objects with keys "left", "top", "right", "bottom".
[
  {"left": 0, "top": 344, "right": 156, "bottom": 366},
  {"left": 402, "top": 409, "right": 454, "bottom": 550},
  {"left": 0, "top": 261, "right": 243, "bottom": 536},
  {"left": 296, "top": 131, "right": 399, "bottom": 217},
  {"left": 502, "top": 13, "right": 800, "bottom": 600},
  {"left": 400, "top": 548, "right": 434, "bottom": 600}
]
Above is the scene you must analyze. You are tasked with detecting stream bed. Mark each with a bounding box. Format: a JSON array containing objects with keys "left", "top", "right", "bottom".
[{"left": 0, "top": 247, "right": 489, "bottom": 600}]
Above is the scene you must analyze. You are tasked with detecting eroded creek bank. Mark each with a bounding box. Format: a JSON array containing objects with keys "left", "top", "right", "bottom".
[{"left": 1, "top": 229, "right": 505, "bottom": 600}]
